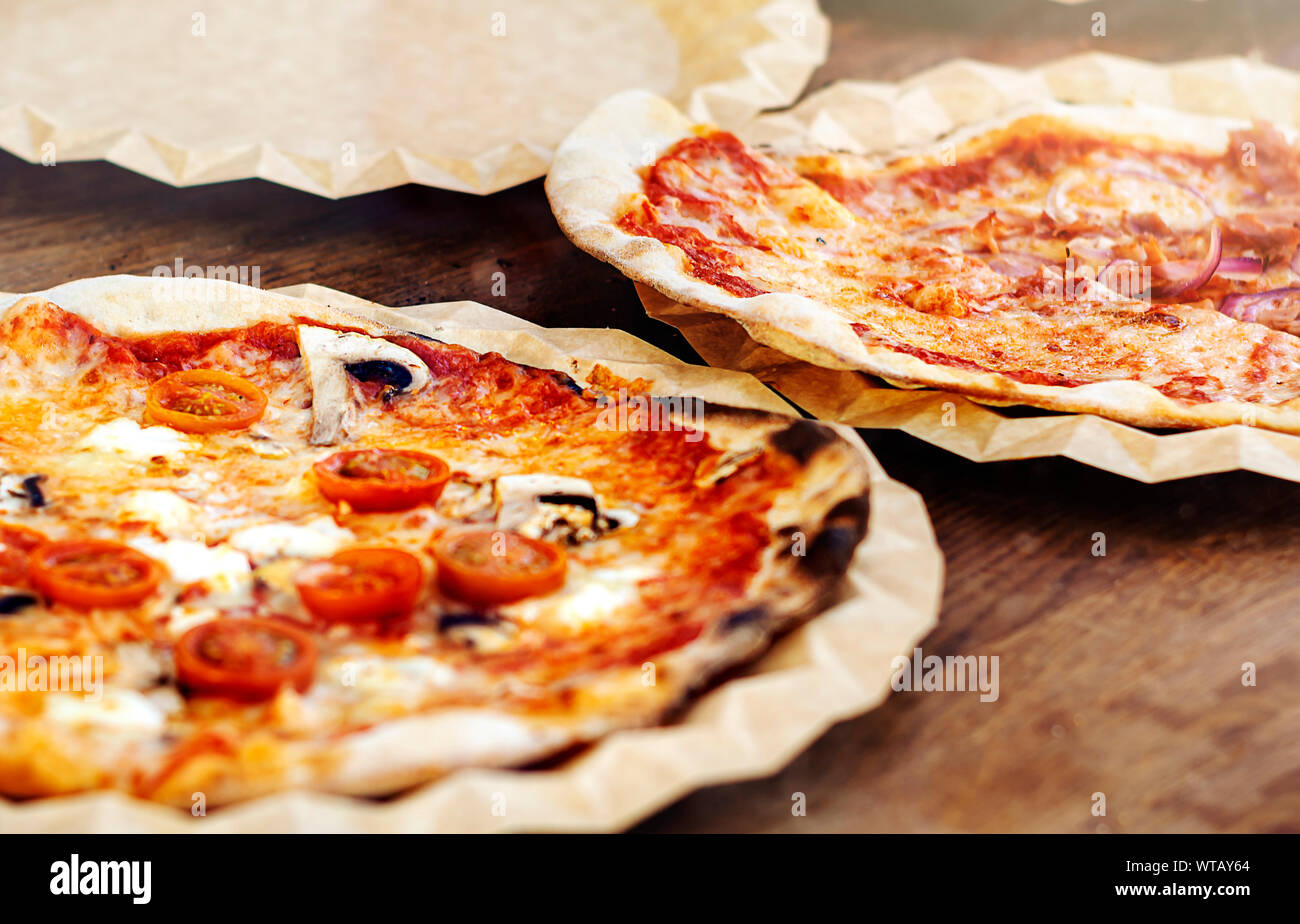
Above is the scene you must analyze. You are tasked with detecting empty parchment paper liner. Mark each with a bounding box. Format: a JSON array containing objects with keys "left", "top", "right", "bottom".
[{"left": 0, "top": 0, "right": 827, "bottom": 197}]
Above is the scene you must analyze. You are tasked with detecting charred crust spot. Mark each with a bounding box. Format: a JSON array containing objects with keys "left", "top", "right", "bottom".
[
  {"left": 770, "top": 419, "right": 836, "bottom": 464},
  {"left": 800, "top": 492, "right": 871, "bottom": 576},
  {"left": 550, "top": 371, "right": 585, "bottom": 396},
  {"left": 803, "top": 526, "right": 863, "bottom": 578},
  {"left": 1131, "top": 311, "right": 1185, "bottom": 331},
  {"left": 721, "top": 605, "right": 767, "bottom": 632},
  {"left": 345, "top": 360, "right": 414, "bottom": 390},
  {"left": 825, "top": 494, "right": 870, "bottom": 532}
]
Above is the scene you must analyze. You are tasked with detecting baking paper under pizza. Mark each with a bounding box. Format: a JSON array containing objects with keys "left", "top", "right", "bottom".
[
  {"left": 548, "top": 91, "right": 1300, "bottom": 434},
  {"left": 0, "top": 275, "right": 871, "bottom": 804}
]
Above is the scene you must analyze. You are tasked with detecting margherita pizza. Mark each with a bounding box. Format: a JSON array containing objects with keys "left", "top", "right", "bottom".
[
  {"left": 547, "top": 93, "right": 1300, "bottom": 433},
  {"left": 0, "top": 276, "right": 870, "bottom": 805}
]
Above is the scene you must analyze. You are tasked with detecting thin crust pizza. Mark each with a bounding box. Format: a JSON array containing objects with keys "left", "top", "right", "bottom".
[
  {"left": 0, "top": 276, "right": 871, "bottom": 805},
  {"left": 547, "top": 92, "right": 1300, "bottom": 434}
]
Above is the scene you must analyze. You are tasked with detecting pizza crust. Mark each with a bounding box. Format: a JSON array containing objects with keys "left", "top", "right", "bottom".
[
  {"left": 0, "top": 275, "right": 873, "bottom": 805},
  {"left": 545, "top": 92, "right": 1300, "bottom": 434}
]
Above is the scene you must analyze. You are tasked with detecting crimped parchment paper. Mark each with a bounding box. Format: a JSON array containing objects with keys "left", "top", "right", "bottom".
[
  {"left": 640, "top": 52, "right": 1300, "bottom": 483},
  {"left": 0, "top": 0, "right": 827, "bottom": 198},
  {"left": 0, "top": 279, "right": 941, "bottom": 833}
]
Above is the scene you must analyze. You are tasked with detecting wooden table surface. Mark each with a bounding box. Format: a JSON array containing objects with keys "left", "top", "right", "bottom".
[{"left": 2, "top": 0, "right": 1298, "bottom": 833}]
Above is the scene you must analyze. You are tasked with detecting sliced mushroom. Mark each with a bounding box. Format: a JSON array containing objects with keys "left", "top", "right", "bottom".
[
  {"left": 296, "top": 326, "right": 431, "bottom": 445},
  {"left": 494, "top": 474, "right": 637, "bottom": 544},
  {"left": 598, "top": 507, "right": 640, "bottom": 531},
  {"left": 437, "top": 478, "right": 496, "bottom": 522},
  {"left": 0, "top": 473, "right": 46, "bottom": 513}
]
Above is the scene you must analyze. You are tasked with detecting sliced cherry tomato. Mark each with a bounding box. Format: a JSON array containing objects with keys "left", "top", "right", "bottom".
[
  {"left": 146, "top": 369, "right": 268, "bottom": 433},
  {"left": 175, "top": 618, "right": 317, "bottom": 702},
  {"left": 313, "top": 449, "right": 451, "bottom": 512},
  {"left": 431, "top": 529, "right": 566, "bottom": 606},
  {"left": 295, "top": 548, "right": 423, "bottom": 623},
  {"left": 0, "top": 522, "right": 48, "bottom": 586},
  {"left": 28, "top": 540, "right": 164, "bottom": 608}
]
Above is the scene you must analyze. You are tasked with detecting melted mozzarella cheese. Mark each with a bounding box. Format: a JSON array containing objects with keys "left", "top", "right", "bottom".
[
  {"left": 307, "top": 655, "right": 461, "bottom": 720},
  {"left": 44, "top": 688, "right": 170, "bottom": 733},
  {"left": 164, "top": 606, "right": 219, "bottom": 639},
  {"left": 226, "top": 517, "right": 354, "bottom": 563},
  {"left": 506, "top": 564, "right": 655, "bottom": 629},
  {"left": 76, "top": 419, "right": 194, "bottom": 461},
  {"left": 127, "top": 537, "right": 252, "bottom": 591},
  {"left": 117, "top": 490, "right": 200, "bottom": 537},
  {"left": 329, "top": 655, "right": 459, "bottom": 696}
]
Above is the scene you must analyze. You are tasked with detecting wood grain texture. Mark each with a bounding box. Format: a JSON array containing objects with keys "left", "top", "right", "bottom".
[{"left": 0, "top": 0, "right": 1296, "bottom": 832}]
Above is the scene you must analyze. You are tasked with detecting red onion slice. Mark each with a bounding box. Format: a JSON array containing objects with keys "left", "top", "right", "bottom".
[
  {"left": 971, "top": 251, "right": 1052, "bottom": 278},
  {"left": 1045, "top": 167, "right": 1215, "bottom": 233},
  {"left": 1097, "top": 259, "right": 1149, "bottom": 298},
  {"left": 1221, "top": 287, "right": 1300, "bottom": 335},
  {"left": 1215, "top": 256, "right": 1264, "bottom": 282},
  {"left": 907, "top": 209, "right": 1038, "bottom": 238},
  {"left": 1063, "top": 236, "right": 1114, "bottom": 264},
  {"left": 1148, "top": 224, "right": 1223, "bottom": 298},
  {"left": 906, "top": 215, "right": 980, "bottom": 236}
]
